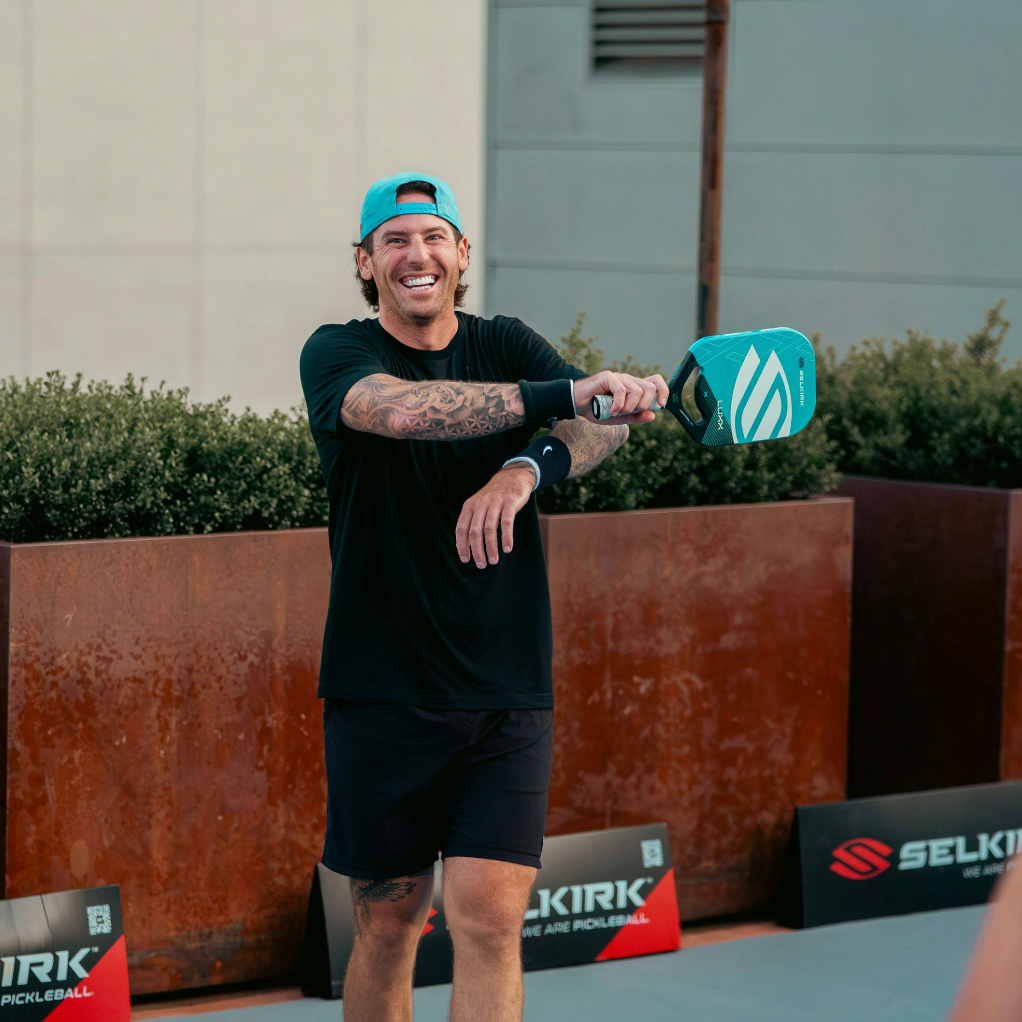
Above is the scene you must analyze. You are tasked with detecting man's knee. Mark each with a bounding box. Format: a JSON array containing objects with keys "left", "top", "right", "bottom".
[
  {"left": 443, "top": 859, "right": 534, "bottom": 958},
  {"left": 353, "top": 913, "right": 424, "bottom": 962},
  {"left": 448, "top": 904, "right": 523, "bottom": 959}
]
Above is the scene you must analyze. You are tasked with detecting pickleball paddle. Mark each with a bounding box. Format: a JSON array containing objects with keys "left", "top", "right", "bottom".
[{"left": 591, "top": 327, "right": 816, "bottom": 447}]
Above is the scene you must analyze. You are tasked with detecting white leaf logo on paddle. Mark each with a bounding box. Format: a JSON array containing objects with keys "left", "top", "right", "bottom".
[{"left": 729, "top": 344, "right": 793, "bottom": 443}]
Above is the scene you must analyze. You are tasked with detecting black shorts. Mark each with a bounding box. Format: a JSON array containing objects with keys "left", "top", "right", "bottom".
[{"left": 322, "top": 699, "right": 554, "bottom": 880}]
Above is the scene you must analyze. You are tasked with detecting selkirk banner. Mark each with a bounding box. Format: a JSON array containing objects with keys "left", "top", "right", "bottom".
[
  {"left": 781, "top": 781, "right": 1022, "bottom": 927},
  {"left": 0, "top": 884, "right": 130, "bottom": 1022},
  {"left": 302, "top": 823, "right": 680, "bottom": 997}
]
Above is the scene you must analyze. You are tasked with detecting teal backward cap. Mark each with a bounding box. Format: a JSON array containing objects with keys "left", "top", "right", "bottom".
[{"left": 358, "top": 172, "right": 462, "bottom": 243}]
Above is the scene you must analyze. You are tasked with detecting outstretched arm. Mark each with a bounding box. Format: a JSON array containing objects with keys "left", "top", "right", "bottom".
[
  {"left": 341, "top": 374, "right": 526, "bottom": 440},
  {"left": 341, "top": 369, "right": 668, "bottom": 441}
]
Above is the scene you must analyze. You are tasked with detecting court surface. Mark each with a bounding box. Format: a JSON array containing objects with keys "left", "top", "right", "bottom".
[{"left": 143, "top": 904, "right": 986, "bottom": 1021}]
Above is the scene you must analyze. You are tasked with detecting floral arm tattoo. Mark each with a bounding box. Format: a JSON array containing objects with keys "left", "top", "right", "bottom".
[
  {"left": 341, "top": 374, "right": 526, "bottom": 440},
  {"left": 549, "top": 418, "right": 629, "bottom": 478}
]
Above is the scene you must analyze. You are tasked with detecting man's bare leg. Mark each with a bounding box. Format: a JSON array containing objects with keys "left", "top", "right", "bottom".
[
  {"left": 442, "top": 856, "right": 537, "bottom": 1022},
  {"left": 342, "top": 868, "right": 434, "bottom": 1022}
]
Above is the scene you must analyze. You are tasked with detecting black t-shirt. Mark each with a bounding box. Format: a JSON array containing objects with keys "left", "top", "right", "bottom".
[{"left": 299, "top": 311, "right": 586, "bottom": 709}]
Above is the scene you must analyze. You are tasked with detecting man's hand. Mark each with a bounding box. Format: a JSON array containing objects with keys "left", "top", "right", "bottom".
[
  {"left": 574, "top": 371, "right": 669, "bottom": 425},
  {"left": 455, "top": 464, "right": 536, "bottom": 569}
]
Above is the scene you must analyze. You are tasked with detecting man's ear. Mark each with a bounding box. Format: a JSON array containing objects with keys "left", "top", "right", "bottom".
[
  {"left": 458, "top": 235, "right": 470, "bottom": 273},
  {"left": 355, "top": 245, "right": 374, "bottom": 281}
]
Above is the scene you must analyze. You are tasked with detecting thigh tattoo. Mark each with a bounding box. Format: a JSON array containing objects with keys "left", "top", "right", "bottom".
[{"left": 350, "top": 867, "right": 433, "bottom": 934}]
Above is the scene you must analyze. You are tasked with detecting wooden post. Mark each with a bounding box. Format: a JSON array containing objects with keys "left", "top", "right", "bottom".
[{"left": 697, "top": 0, "right": 730, "bottom": 339}]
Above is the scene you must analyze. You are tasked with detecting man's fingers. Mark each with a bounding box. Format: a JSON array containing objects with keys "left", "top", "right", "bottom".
[
  {"left": 648, "top": 374, "right": 669, "bottom": 406},
  {"left": 600, "top": 376, "right": 625, "bottom": 414},
  {"left": 483, "top": 503, "right": 502, "bottom": 566},
  {"left": 455, "top": 503, "right": 473, "bottom": 563},
  {"left": 620, "top": 377, "right": 645, "bottom": 415},
  {"left": 637, "top": 377, "right": 658, "bottom": 410},
  {"left": 501, "top": 501, "right": 516, "bottom": 554},
  {"left": 468, "top": 504, "right": 487, "bottom": 569}
]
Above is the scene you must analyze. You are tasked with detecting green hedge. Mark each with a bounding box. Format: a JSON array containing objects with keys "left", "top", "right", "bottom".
[
  {"left": 0, "top": 374, "right": 327, "bottom": 543},
  {"left": 816, "top": 301, "right": 1021, "bottom": 487}
]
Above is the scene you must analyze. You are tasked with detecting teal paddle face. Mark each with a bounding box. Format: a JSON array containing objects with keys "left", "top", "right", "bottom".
[{"left": 664, "top": 327, "right": 816, "bottom": 447}]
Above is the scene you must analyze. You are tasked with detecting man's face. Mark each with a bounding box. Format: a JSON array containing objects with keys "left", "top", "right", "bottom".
[{"left": 357, "top": 191, "right": 469, "bottom": 326}]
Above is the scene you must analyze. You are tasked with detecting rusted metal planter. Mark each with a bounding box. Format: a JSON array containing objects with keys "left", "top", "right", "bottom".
[
  {"left": 1, "top": 498, "right": 852, "bottom": 993},
  {"left": 837, "top": 476, "right": 1022, "bottom": 798},
  {"left": 540, "top": 497, "right": 853, "bottom": 921},
  {"left": 0, "top": 530, "right": 331, "bottom": 996}
]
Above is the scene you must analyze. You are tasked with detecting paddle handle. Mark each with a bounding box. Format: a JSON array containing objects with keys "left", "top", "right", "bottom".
[{"left": 591, "top": 395, "right": 662, "bottom": 420}]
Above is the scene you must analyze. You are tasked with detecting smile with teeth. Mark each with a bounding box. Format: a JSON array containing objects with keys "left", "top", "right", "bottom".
[{"left": 401, "top": 274, "right": 438, "bottom": 291}]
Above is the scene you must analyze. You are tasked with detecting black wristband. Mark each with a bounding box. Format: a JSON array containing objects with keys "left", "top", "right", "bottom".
[
  {"left": 503, "top": 435, "right": 572, "bottom": 490},
  {"left": 517, "top": 379, "right": 576, "bottom": 430}
]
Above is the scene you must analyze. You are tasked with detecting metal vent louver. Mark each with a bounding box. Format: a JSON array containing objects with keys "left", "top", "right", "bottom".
[{"left": 592, "top": 1, "right": 705, "bottom": 72}]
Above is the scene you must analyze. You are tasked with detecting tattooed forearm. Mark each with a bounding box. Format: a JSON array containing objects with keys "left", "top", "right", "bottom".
[
  {"left": 550, "top": 419, "right": 629, "bottom": 478},
  {"left": 349, "top": 875, "right": 422, "bottom": 935},
  {"left": 341, "top": 374, "right": 526, "bottom": 440}
]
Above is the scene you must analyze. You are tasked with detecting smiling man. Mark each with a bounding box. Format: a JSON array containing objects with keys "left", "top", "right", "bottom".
[{"left": 299, "top": 172, "right": 666, "bottom": 1022}]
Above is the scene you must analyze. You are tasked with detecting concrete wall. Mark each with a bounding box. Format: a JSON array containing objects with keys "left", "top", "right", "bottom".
[
  {"left": 0, "top": 0, "right": 488, "bottom": 414},
  {"left": 486, "top": 0, "right": 1022, "bottom": 370}
]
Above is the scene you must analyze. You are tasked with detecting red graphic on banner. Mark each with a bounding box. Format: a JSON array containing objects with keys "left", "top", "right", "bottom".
[
  {"left": 422, "top": 907, "right": 439, "bottom": 937},
  {"left": 46, "top": 933, "right": 130, "bottom": 1022},
  {"left": 829, "top": 837, "right": 894, "bottom": 880},
  {"left": 594, "top": 869, "right": 680, "bottom": 961}
]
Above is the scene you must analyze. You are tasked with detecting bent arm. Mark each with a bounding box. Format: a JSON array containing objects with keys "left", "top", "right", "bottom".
[
  {"left": 341, "top": 374, "right": 527, "bottom": 440},
  {"left": 549, "top": 418, "right": 629, "bottom": 478}
]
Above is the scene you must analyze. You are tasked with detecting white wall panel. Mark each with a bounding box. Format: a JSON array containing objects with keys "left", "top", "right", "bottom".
[
  {"left": 201, "top": 253, "right": 352, "bottom": 412},
  {"left": 204, "top": 0, "right": 355, "bottom": 249},
  {"left": 364, "top": 0, "right": 488, "bottom": 314},
  {"left": 0, "top": 256, "right": 25, "bottom": 376},
  {"left": 31, "top": 0, "right": 196, "bottom": 249},
  {"left": 0, "top": 1, "right": 24, "bottom": 251},
  {"left": 30, "top": 255, "right": 193, "bottom": 384}
]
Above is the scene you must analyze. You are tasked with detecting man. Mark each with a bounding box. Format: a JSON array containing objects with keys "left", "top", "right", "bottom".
[{"left": 299, "top": 171, "right": 666, "bottom": 1022}]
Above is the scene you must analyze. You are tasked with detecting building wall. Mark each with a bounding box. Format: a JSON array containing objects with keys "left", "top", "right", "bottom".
[
  {"left": 486, "top": 0, "right": 1022, "bottom": 370},
  {"left": 0, "top": 0, "right": 488, "bottom": 414}
]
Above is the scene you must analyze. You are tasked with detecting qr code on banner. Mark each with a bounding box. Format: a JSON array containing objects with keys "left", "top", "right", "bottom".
[
  {"left": 641, "top": 839, "right": 664, "bottom": 869},
  {"left": 87, "top": 905, "right": 112, "bottom": 936}
]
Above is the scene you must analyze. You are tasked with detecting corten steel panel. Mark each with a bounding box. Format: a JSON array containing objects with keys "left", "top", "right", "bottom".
[
  {"left": 1, "top": 530, "right": 331, "bottom": 995},
  {"left": 1000, "top": 493, "right": 1022, "bottom": 780},
  {"left": 542, "top": 498, "right": 853, "bottom": 921},
  {"left": 838, "top": 478, "right": 1020, "bottom": 798},
  {"left": 1, "top": 543, "right": 10, "bottom": 884}
]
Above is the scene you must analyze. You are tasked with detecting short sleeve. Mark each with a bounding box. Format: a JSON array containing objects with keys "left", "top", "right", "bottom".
[
  {"left": 499, "top": 317, "right": 589, "bottom": 385},
  {"left": 300, "top": 324, "right": 387, "bottom": 438}
]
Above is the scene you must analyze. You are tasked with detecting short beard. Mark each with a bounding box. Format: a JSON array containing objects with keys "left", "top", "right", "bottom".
[
  {"left": 382, "top": 276, "right": 455, "bottom": 327},
  {"left": 405, "top": 309, "right": 437, "bottom": 327}
]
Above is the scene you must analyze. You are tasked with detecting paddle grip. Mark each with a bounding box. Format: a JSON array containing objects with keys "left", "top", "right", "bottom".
[{"left": 591, "top": 395, "right": 662, "bottom": 420}]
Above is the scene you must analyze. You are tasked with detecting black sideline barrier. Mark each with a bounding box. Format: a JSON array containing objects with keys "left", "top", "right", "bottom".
[
  {"left": 302, "top": 823, "right": 680, "bottom": 998},
  {"left": 781, "top": 780, "right": 1022, "bottom": 927},
  {"left": 0, "top": 884, "right": 129, "bottom": 1022}
]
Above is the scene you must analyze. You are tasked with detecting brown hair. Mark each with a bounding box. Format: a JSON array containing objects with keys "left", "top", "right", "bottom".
[{"left": 353, "top": 181, "right": 470, "bottom": 312}]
